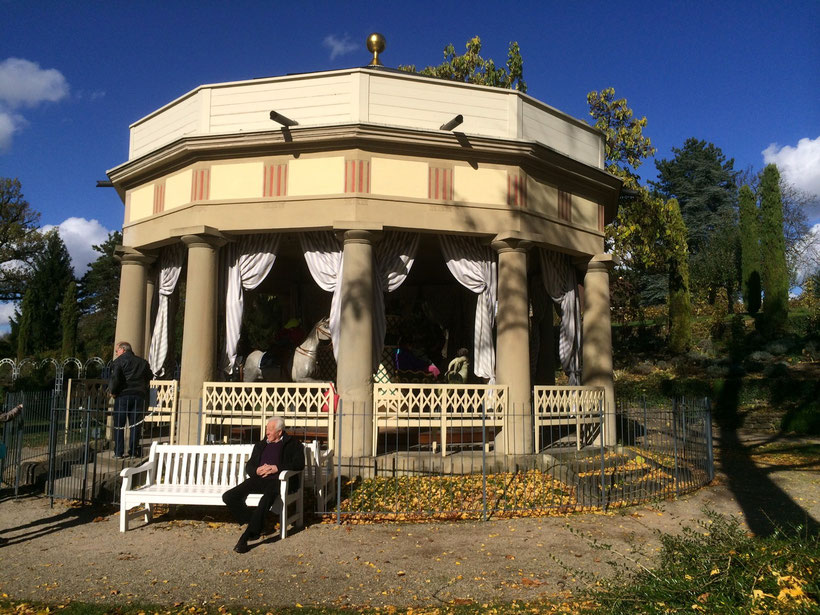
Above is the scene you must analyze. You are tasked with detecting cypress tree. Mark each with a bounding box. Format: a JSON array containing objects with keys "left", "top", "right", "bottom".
[
  {"left": 666, "top": 198, "right": 692, "bottom": 353},
  {"left": 738, "top": 184, "right": 761, "bottom": 313},
  {"left": 758, "top": 164, "right": 789, "bottom": 333},
  {"left": 61, "top": 281, "right": 79, "bottom": 357},
  {"left": 15, "top": 288, "right": 33, "bottom": 360}
]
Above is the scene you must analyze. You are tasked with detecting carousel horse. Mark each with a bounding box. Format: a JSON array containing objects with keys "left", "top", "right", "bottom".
[{"left": 243, "top": 317, "right": 331, "bottom": 383}]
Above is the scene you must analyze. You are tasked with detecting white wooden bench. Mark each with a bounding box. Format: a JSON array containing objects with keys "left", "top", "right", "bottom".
[
  {"left": 119, "top": 442, "right": 304, "bottom": 538},
  {"left": 303, "top": 440, "right": 335, "bottom": 511}
]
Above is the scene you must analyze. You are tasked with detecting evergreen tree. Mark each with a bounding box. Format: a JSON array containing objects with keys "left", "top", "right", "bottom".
[
  {"left": 61, "top": 281, "right": 79, "bottom": 357},
  {"left": 78, "top": 231, "right": 121, "bottom": 358},
  {"left": 758, "top": 164, "right": 789, "bottom": 333},
  {"left": 15, "top": 288, "right": 33, "bottom": 360},
  {"left": 738, "top": 184, "right": 761, "bottom": 313},
  {"left": 652, "top": 139, "right": 739, "bottom": 303},
  {"left": 10, "top": 230, "right": 75, "bottom": 356},
  {"left": 666, "top": 199, "right": 692, "bottom": 353}
]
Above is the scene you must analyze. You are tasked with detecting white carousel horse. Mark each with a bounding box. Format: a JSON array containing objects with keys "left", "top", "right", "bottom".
[{"left": 243, "top": 317, "right": 331, "bottom": 383}]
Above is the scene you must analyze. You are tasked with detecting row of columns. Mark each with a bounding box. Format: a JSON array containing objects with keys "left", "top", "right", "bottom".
[{"left": 114, "top": 230, "right": 616, "bottom": 455}]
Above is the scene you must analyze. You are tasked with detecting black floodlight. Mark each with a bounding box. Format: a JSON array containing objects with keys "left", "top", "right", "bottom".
[
  {"left": 439, "top": 114, "right": 464, "bottom": 131},
  {"left": 269, "top": 111, "right": 298, "bottom": 127}
]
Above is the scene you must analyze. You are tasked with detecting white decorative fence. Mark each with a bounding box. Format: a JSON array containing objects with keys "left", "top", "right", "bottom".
[
  {"left": 532, "top": 385, "right": 605, "bottom": 450},
  {"left": 372, "top": 383, "right": 508, "bottom": 456},
  {"left": 201, "top": 382, "right": 336, "bottom": 450}
]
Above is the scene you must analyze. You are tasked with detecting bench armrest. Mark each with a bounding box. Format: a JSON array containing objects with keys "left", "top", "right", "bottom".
[
  {"left": 120, "top": 460, "right": 156, "bottom": 491},
  {"left": 278, "top": 469, "right": 300, "bottom": 481}
]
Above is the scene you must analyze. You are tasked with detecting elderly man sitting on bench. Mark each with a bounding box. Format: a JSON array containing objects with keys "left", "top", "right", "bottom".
[{"left": 222, "top": 416, "right": 305, "bottom": 553}]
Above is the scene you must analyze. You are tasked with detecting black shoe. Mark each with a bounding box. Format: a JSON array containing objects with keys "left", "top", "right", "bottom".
[
  {"left": 245, "top": 532, "right": 260, "bottom": 541},
  {"left": 233, "top": 537, "right": 250, "bottom": 553}
]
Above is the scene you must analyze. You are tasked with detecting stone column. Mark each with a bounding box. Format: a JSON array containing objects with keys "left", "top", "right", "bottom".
[
  {"left": 113, "top": 247, "right": 155, "bottom": 358},
  {"left": 582, "top": 254, "right": 616, "bottom": 445},
  {"left": 144, "top": 267, "right": 157, "bottom": 360},
  {"left": 177, "top": 232, "right": 225, "bottom": 444},
  {"left": 335, "top": 230, "right": 377, "bottom": 459},
  {"left": 492, "top": 238, "right": 533, "bottom": 455}
]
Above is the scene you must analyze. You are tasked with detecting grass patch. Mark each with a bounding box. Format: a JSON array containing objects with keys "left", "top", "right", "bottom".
[{"left": 583, "top": 510, "right": 820, "bottom": 614}]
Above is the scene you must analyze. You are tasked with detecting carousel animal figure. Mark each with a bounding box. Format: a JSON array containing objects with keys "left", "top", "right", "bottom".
[{"left": 243, "top": 317, "right": 331, "bottom": 382}]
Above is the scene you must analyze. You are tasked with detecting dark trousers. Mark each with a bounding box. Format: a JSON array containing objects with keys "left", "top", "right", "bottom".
[
  {"left": 222, "top": 475, "right": 282, "bottom": 537},
  {"left": 114, "top": 394, "right": 145, "bottom": 457}
]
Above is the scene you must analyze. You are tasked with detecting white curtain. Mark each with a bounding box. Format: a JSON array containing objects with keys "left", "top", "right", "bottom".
[
  {"left": 540, "top": 249, "right": 582, "bottom": 385},
  {"left": 439, "top": 235, "right": 497, "bottom": 381},
  {"left": 373, "top": 232, "right": 418, "bottom": 366},
  {"left": 300, "top": 232, "right": 344, "bottom": 359},
  {"left": 148, "top": 244, "right": 185, "bottom": 377},
  {"left": 223, "top": 234, "right": 280, "bottom": 375}
]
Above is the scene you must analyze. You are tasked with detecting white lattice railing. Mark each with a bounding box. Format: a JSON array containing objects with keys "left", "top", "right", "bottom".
[
  {"left": 201, "top": 382, "right": 335, "bottom": 449},
  {"left": 532, "top": 385, "right": 605, "bottom": 451},
  {"left": 145, "top": 380, "right": 179, "bottom": 443},
  {"left": 372, "top": 383, "right": 508, "bottom": 456}
]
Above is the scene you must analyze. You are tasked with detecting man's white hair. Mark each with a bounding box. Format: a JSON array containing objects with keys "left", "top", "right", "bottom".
[{"left": 267, "top": 416, "right": 285, "bottom": 431}]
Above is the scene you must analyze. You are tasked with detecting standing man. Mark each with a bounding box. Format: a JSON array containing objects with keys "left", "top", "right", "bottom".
[
  {"left": 223, "top": 417, "right": 305, "bottom": 553},
  {"left": 109, "top": 341, "right": 152, "bottom": 459}
]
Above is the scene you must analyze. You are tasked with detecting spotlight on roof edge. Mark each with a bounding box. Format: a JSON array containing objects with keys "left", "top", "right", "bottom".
[
  {"left": 96, "top": 180, "right": 114, "bottom": 188},
  {"left": 269, "top": 111, "right": 298, "bottom": 127},
  {"left": 439, "top": 115, "right": 464, "bottom": 132}
]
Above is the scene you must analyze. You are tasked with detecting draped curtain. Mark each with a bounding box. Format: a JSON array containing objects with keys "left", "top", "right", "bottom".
[
  {"left": 539, "top": 249, "right": 582, "bottom": 385},
  {"left": 148, "top": 244, "right": 185, "bottom": 377},
  {"left": 373, "top": 232, "right": 418, "bottom": 367},
  {"left": 222, "top": 234, "right": 280, "bottom": 375},
  {"left": 300, "top": 231, "right": 419, "bottom": 368},
  {"left": 300, "top": 232, "right": 344, "bottom": 359},
  {"left": 439, "top": 235, "right": 497, "bottom": 382}
]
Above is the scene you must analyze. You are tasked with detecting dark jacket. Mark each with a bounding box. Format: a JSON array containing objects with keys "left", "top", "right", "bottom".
[
  {"left": 110, "top": 351, "right": 152, "bottom": 398},
  {"left": 246, "top": 432, "right": 305, "bottom": 491}
]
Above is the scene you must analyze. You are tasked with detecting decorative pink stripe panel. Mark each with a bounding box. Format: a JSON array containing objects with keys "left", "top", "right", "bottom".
[
  {"left": 428, "top": 167, "right": 453, "bottom": 200},
  {"left": 191, "top": 168, "right": 210, "bottom": 201},
  {"left": 507, "top": 173, "right": 527, "bottom": 208},
  {"left": 345, "top": 160, "right": 370, "bottom": 194},
  {"left": 264, "top": 163, "right": 288, "bottom": 197},
  {"left": 153, "top": 183, "right": 165, "bottom": 214}
]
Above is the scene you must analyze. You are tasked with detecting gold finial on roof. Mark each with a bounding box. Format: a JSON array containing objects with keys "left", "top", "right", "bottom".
[{"left": 367, "top": 33, "right": 386, "bottom": 66}]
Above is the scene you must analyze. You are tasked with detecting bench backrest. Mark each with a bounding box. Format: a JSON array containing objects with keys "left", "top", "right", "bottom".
[{"left": 148, "top": 442, "right": 255, "bottom": 488}]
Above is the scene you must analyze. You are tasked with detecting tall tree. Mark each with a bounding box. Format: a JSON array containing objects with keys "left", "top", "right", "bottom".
[
  {"left": 399, "top": 36, "right": 527, "bottom": 92},
  {"left": 758, "top": 164, "right": 789, "bottom": 333},
  {"left": 738, "top": 184, "right": 761, "bottom": 313},
  {"left": 10, "top": 230, "right": 75, "bottom": 355},
  {"left": 61, "top": 281, "right": 79, "bottom": 357},
  {"left": 651, "top": 139, "right": 739, "bottom": 305},
  {"left": 0, "top": 177, "right": 45, "bottom": 300},
  {"left": 666, "top": 199, "right": 693, "bottom": 352},
  {"left": 78, "top": 231, "right": 121, "bottom": 358},
  {"left": 588, "top": 88, "right": 693, "bottom": 351}
]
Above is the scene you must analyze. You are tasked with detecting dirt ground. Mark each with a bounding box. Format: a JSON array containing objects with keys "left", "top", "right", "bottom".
[{"left": 1, "top": 429, "right": 818, "bottom": 610}]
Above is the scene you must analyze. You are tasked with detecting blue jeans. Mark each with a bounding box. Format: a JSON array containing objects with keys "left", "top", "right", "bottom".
[{"left": 114, "top": 394, "right": 145, "bottom": 457}]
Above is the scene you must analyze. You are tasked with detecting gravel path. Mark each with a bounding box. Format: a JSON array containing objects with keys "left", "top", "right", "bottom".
[{"left": 1, "top": 434, "right": 817, "bottom": 610}]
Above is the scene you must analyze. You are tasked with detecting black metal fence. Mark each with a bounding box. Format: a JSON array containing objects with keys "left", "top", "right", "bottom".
[{"left": 2, "top": 391, "right": 713, "bottom": 520}]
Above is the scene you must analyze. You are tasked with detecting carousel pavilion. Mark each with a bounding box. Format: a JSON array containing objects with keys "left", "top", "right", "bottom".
[{"left": 107, "top": 36, "right": 622, "bottom": 460}]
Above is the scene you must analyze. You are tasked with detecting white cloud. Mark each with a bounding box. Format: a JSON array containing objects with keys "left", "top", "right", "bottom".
[
  {"left": 0, "top": 57, "right": 69, "bottom": 152},
  {"left": 323, "top": 34, "right": 358, "bottom": 60},
  {"left": 0, "top": 58, "right": 69, "bottom": 108},
  {"left": 43, "top": 217, "right": 113, "bottom": 276},
  {"left": 763, "top": 136, "right": 820, "bottom": 202}
]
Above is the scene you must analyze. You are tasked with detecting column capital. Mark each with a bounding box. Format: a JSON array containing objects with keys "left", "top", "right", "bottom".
[
  {"left": 181, "top": 232, "right": 227, "bottom": 250},
  {"left": 115, "top": 246, "right": 156, "bottom": 266},
  {"left": 492, "top": 238, "right": 532, "bottom": 254},
  {"left": 587, "top": 253, "right": 619, "bottom": 272},
  {"left": 337, "top": 229, "right": 382, "bottom": 245}
]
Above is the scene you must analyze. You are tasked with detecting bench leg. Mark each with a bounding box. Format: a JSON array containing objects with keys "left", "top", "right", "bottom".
[
  {"left": 144, "top": 503, "right": 153, "bottom": 524},
  {"left": 120, "top": 499, "right": 128, "bottom": 532}
]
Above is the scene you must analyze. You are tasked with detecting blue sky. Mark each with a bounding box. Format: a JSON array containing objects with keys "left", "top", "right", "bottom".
[{"left": 0, "top": 0, "right": 818, "bottom": 323}]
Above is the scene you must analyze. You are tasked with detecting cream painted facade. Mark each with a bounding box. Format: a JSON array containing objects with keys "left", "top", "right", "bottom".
[{"left": 108, "top": 64, "right": 621, "bottom": 455}]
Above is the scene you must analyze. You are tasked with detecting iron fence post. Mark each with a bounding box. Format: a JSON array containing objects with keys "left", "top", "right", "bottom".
[
  {"left": 704, "top": 397, "right": 714, "bottom": 482},
  {"left": 14, "top": 413, "right": 24, "bottom": 497},
  {"left": 336, "top": 398, "right": 342, "bottom": 526},
  {"left": 47, "top": 389, "right": 59, "bottom": 507},
  {"left": 81, "top": 403, "right": 92, "bottom": 506},
  {"left": 599, "top": 398, "right": 607, "bottom": 510},
  {"left": 481, "top": 398, "right": 487, "bottom": 522},
  {"left": 672, "top": 398, "right": 680, "bottom": 497}
]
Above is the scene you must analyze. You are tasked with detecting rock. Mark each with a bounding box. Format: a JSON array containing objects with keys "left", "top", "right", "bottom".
[
  {"left": 766, "top": 341, "right": 790, "bottom": 355},
  {"left": 706, "top": 364, "right": 730, "bottom": 378},
  {"left": 749, "top": 350, "right": 773, "bottom": 362},
  {"left": 634, "top": 362, "right": 654, "bottom": 375}
]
